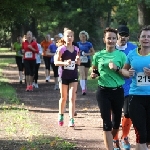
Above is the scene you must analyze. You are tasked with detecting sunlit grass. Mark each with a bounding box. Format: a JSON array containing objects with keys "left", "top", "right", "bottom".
[
  {"left": 0, "top": 47, "right": 15, "bottom": 55},
  {"left": 87, "top": 67, "right": 98, "bottom": 91},
  {"left": 0, "top": 58, "right": 15, "bottom": 67},
  {"left": 0, "top": 58, "right": 19, "bottom": 104},
  {"left": 0, "top": 48, "right": 11, "bottom": 51}
]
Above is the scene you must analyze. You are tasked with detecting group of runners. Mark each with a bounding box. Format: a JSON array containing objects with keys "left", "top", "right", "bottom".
[{"left": 13, "top": 25, "right": 150, "bottom": 150}]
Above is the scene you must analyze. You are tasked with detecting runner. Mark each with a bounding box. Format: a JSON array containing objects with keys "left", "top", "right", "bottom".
[
  {"left": 41, "top": 34, "right": 52, "bottom": 82},
  {"left": 90, "top": 27, "right": 126, "bottom": 150},
  {"left": 47, "top": 34, "right": 60, "bottom": 90},
  {"left": 22, "top": 31, "right": 39, "bottom": 91},
  {"left": 32, "top": 36, "right": 42, "bottom": 88},
  {"left": 113, "top": 25, "right": 137, "bottom": 150},
  {"left": 77, "top": 31, "right": 95, "bottom": 95},
  {"left": 54, "top": 29, "right": 80, "bottom": 127},
  {"left": 13, "top": 35, "right": 24, "bottom": 84},
  {"left": 121, "top": 25, "right": 150, "bottom": 150}
]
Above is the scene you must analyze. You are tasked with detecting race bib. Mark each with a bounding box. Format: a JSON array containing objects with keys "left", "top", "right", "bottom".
[
  {"left": 80, "top": 56, "right": 88, "bottom": 63},
  {"left": 64, "top": 61, "right": 75, "bottom": 70},
  {"left": 136, "top": 72, "right": 150, "bottom": 86},
  {"left": 25, "top": 52, "right": 33, "bottom": 58}
]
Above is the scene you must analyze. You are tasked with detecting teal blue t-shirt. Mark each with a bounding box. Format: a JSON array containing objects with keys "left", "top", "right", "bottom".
[
  {"left": 92, "top": 49, "right": 126, "bottom": 87},
  {"left": 126, "top": 48, "right": 150, "bottom": 95}
]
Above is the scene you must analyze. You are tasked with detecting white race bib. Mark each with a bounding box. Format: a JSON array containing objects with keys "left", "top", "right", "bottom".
[
  {"left": 25, "top": 52, "right": 33, "bottom": 58},
  {"left": 136, "top": 72, "right": 150, "bottom": 86},
  {"left": 80, "top": 56, "right": 88, "bottom": 63},
  {"left": 64, "top": 61, "right": 75, "bottom": 70}
]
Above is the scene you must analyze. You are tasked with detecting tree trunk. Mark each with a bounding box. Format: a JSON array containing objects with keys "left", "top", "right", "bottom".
[{"left": 138, "top": 1, "right": 150, "bottom": 27}]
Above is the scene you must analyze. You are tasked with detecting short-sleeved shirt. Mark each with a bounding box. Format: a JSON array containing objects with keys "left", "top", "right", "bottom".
[
  {"left": 57, "top": 45, "right": 79, "bottom": 80},
  {"left": 48, "top": 43, "right": 57, "bottom": 63},
  {"left": 77, "top": 41, "right": 93, "bottom": 59},
  {"left": 117, "top": 42, "right": 137, "bottom": 96},
  {"left": 22, "top": 40, "right": 39, "bottom": 60},
  {"left": 126, "top": 48, "right": 150, "bottom": 95},
  {"left": 41, "top": 40, "right": 52, "bottom": 56},
  {"left": 92, "top": 49, "right": 126, "bottom": 87},
  {"left": 14, "top": 42, "right": 22, "bottom": 57}
]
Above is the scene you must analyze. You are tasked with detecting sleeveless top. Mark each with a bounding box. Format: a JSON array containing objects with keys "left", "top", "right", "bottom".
[{"left": 57, "top": 45, "right": 79, "bottom": 80}]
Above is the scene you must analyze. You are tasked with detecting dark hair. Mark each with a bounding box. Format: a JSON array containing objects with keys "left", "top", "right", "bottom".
[
  {"left": 104, "top": 27, "right": 117, "bottom": 37},
  {"left": 138, "top": 25, "right": 150, "bottom": 38}
]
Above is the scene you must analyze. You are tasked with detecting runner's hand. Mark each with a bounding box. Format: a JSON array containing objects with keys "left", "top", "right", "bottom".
[
  {"left": 65, "top": 59, "right": 71, "bottom": 66},
  {"left": 143, "top": 67, "right": 150, "bottom": 76},
  {"left": 28, "top": 45, "right": 33, "bottom": 50},
  {"left": 109, "top": 61, "right": 117, "bottom": 71},
  {"left": 82, "top": 51, "right": 85, "bottom": 56},
  {"left": 90, "top": 72, "right": 98, "bottom": 79},
  {"left": 129, "top": 67, "right": 135, "bottom": 77},
  {"left": 75, "top": 55, "right": 80, "bottom": 62}
]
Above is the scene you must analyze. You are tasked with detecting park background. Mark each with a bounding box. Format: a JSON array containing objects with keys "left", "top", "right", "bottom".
[{"left": 0, "top": 0, "right": 150, "bottom": 50}]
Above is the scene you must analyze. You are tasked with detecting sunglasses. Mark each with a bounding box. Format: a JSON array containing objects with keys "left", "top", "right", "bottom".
[{"left": 119, "top": 33, "right": 129, "bottom": 37}]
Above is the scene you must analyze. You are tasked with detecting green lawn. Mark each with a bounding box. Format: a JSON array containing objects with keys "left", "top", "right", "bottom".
[{"left": 0, "top": 55, "right": 75, "bottom": 150}]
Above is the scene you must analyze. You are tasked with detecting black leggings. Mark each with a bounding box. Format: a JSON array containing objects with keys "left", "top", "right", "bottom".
[
  {"left": 33, "top": 63, "right": 40, "bottom": 83},
  {"left": 129, "top": 95, "right": 150, "bottom": 143},
  {"left": 96, "top": 86, "right": 124, "bottom": 131},
  {"left": 24, "top": 59, "right": 36, "bottom": 76},
  {"left": 51, "top": 63, "right": 59, "bottom": 77},
  {"left": 43, "top": 56, "right": 51, "bottom": 70},
  {"left": 123, "top": 96, "right": 130, "bottom": 118},
  {"left": 15, "top": 56, "right": 24, "bottom": 71}
]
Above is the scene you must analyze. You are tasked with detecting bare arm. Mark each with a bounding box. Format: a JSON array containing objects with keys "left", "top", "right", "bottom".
[
  {"left": 54, "top": 50, "right": 71, "bottom": 66},
  {"left": 85, "top": 47, "right": 95, "bottom": 56},
  {"left": 121, "top": 64, "right": 134, "bottom": 78}
]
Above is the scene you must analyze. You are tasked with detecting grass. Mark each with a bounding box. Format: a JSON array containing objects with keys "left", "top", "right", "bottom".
[
  {"left": 0, "top": 47, "right": 15, "bottom": 55},
  {"left": 0, "top": 48, "right": 11, "bottom": 51},
  {"left": 0, "top": 58, "right": 19, "bottom": 104},
  {"left": 0, "top": 55, "right": 75, "bottom": 150},
  {"left": 0, "top": 106, "right": 75, "bottom": 150},
  {"left": 86, "top": 60, "right": 98, "bottom": 91}
]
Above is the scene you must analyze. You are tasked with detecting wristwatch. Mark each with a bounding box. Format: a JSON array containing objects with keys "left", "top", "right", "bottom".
[{"left": 116, "top": 66, "right": 120, "bottom": 72}]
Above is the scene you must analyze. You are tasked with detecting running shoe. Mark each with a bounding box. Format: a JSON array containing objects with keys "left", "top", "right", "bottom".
[
  {"left": 34, "top": 83, "right": 39, "bottom": 88},
  {"left": 68, "top": 118, "right": 75, "bottom": 127},
  {"left": 26, "top": 86, "right": 30, "bottom": 92},
  {"left": 46, "top": 76, "right": 50, "bottom": 82},
  {"left": 113, "top": 140, "right": 121, "bottom": 150},
  {"left": 82, "top": 90, "right": 86, "bottom": 95},
  {"left": 46, "top": 76, "right": 49, "bottom": 82},
  {"left": 54, "top": 84, "right": 59, "bottom": 90},
  {"left": 58, "top": 114, "right": 64, "bottom": 126},
  {"left": 121, "top": 137, "right": 130, "bottom": 150},
  {"left": 29, "top": 85, "right": 33, "bottom": 91}
]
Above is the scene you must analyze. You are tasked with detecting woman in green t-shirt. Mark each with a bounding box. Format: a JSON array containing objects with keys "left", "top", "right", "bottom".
[
  {"left": 13, "top": 35, "right": 24, "bottom": 84},
  {"left": 91, "top": 27, "right": 126, "bottom": 150}
]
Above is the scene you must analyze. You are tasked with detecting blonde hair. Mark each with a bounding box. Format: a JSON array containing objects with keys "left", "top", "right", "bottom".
[
  {"left": 79, "top": 30, "right": 89, "bottom": 40},
  {"left": 56, "top": 29, "right": 74, "bottom": 47},
  {"left": 64, "top": 29, "right": 74, "bottom": 35}
]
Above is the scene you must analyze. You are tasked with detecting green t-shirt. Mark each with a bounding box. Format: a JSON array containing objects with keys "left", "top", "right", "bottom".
[
  {"left": 14, "top": 42, "right": 22, "bottom": 57},
  {"left": 92, "top": 49, "right": 126, "bottom": 87}
]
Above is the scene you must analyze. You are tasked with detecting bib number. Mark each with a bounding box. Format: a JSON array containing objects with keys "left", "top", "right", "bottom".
[
  {"left": 137, "top": 72, "right": 150, "bottom": 86},
  {"left": 25, "top": 52, "right": 33, "bottom": 58},
  {"left": 80, "top": 56, "right": 88, "bottom": 63},
  {"left": 64, "top": 61, "right": 75, "bottom": 70}
]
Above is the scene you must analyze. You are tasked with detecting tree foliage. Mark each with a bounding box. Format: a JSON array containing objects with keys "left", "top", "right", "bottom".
[{"left": 0, "top": 0, "right": 150, "bottom": 48}]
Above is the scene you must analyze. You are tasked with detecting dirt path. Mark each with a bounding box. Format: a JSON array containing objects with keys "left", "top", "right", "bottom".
[{"left": 1, "top": 63, "right": 137, "bottom": 150}]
